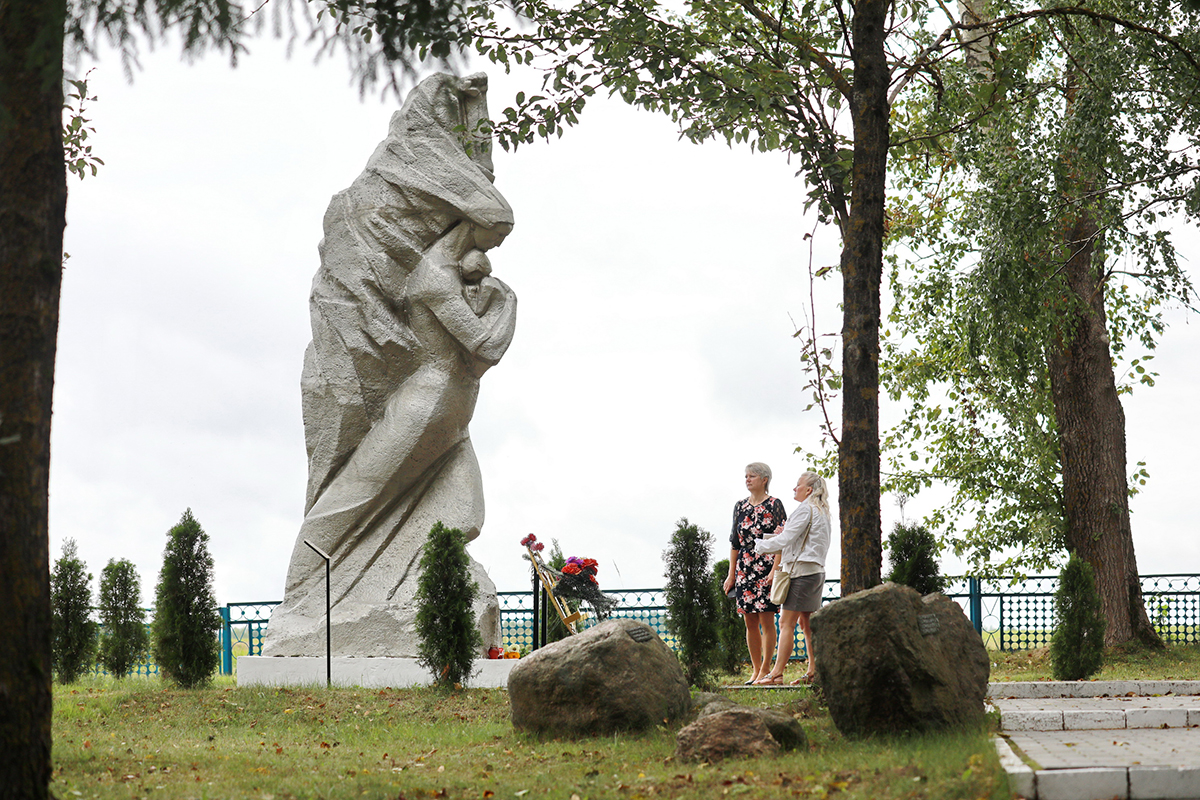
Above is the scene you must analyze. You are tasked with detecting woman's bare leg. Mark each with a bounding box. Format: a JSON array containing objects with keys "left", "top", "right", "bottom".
[
  {"left": 761, "top": 612, "right": 777, "bottom": 675},
  {"left": 798, "top": 611, "right": 816, "bottom": 679},
  {"left": 743, "top": 612, "right": 765, "bottom": 680},
  {"left": 758, "top": 609, "right": 800, "bottom": 682}
]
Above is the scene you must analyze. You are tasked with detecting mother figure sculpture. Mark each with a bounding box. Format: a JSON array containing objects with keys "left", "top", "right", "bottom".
[{"left": 263, "top": 72, "right": 516, "bottom": 657}]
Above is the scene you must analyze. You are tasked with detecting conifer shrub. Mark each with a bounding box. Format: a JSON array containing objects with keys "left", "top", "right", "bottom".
[
  {"left": 99, "top": 558, "right": 149, "bottom": 678},
  {"left": 415, "top": 521, "right": 482, "bottom": 688},
  {"left": 152, "top": 509, "right": 221, "bottom": 687},
  {"left": 663, "top": 517, "right": 720, "bottom": 687},
  {"left": 712, "top": 558, "right": 745, "bottom": 674},
  {"left": 1051, "top": 552, "right": 1106, "bottom": 681},
  {"left": 51, "top": 539, "right": 97, "bottom": 683},
  {"left": 885, "top": 521, "right": 948, "bottom": 595}
]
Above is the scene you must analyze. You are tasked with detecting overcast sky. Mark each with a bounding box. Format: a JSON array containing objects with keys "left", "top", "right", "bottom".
[{"left": 50, "top": 37, "right": 1200, "bottom": 606}]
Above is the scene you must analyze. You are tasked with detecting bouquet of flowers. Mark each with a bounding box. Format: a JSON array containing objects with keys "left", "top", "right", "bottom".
[
  {"left": 517, "top": 534, "right": 618, "bottom": 622},
  {"left": 554, "top": 556, "right": 617, "bottom": 621}
]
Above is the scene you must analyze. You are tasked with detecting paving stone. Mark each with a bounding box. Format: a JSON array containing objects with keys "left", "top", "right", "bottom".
[
  {"left": 1037, "top": 767, "right": 1128, "bottom": 800},
  {"left": 995, "top": 683, "right": 1200, "bottom": 798},
  {"left": 1128, "top": 766, "right": 1200, "bottom": 800},
  {"left": 1125, "top": 708, "right": 1188, "bottom": 729},
  {"left": 1005, "top": 710, "right": 1064, "bottom": 731},
  {"left": 1064, "top": 710, "right": 1126, "bottom": 730},
  {"left": 1008, "top": 729, "right": 1200, "bottom": 769}
]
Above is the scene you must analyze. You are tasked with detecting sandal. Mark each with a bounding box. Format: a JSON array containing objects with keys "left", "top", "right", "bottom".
[
  {"left": 755, "top": 674, "right": 785, "bottom": 685},
  {"left": 789, "top": 673, "right": 816, "bottom": 685}
]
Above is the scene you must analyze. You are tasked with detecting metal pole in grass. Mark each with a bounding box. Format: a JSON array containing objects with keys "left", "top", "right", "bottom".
[{"left": 303, "top": 539, "right": 332, "bottom": 687}]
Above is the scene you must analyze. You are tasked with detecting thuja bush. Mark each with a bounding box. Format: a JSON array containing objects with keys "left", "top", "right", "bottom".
[
  {"left": 99, "top": 558, "right": 149, "bottom": 678},
  {"left": 663, "top": 517, "right": 720, "bottom": 687},
  {"left": 1051, "top": 553, "right": 1106, "bottom": 681},
  {"left": 153, "top": 509, "right": 221, "bottom": 688},
  {"left": 712, "top": 558, "right": 745, "bottom": 674},
  {"left": 885, "top": 521, "right": 948, "bottom": 596},
  {"left": 51, "top": 538, "right": 97, "bottom": 683},
  {"left": 415, "top": 521, "right": 481, "bottom": 688}
]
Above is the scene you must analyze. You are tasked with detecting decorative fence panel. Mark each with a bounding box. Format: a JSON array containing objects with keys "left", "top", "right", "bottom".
[
  {"left": 219, "top": 602, "right": 279, "bottom": 674},
  {"left": 214, "top": 574, "right": 1200, "bottom": 673}
]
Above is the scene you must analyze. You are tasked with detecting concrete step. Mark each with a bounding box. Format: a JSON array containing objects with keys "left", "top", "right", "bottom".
[
  {"left": 989, "top": 682, "right": 1200, "bottom": 799},
  {"left": 989, "top": 680, "right": 1200, "bottom": 699},
  {"left": 993, "top": 696, "right": 1200, "bottom": 732}
]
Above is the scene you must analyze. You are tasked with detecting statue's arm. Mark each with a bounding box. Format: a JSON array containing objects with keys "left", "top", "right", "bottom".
[
  {"left": 418, "top": 266, "right": 516, "bottom": 362},
  {"left": 473, "top": 277, "right": 517, "bottom": 365}
]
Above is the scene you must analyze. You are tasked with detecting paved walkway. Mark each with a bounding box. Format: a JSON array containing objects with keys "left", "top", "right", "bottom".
[{"left": 990, "top": 681, "right": 1200, "bottom": 800}]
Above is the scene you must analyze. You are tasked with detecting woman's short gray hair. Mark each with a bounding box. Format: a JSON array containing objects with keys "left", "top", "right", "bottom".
[{"left": 745, "top": 462, "right": 772, "bottom": 490}]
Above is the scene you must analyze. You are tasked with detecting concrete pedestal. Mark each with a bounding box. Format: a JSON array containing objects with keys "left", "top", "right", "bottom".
[{"left": 237, "top": 656, "right": 518, "bottom": 689}]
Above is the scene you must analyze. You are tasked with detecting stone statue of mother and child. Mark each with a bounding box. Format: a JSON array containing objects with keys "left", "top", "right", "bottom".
[{"left": 263, "top": 72, "right": 514, "bottom": 659}]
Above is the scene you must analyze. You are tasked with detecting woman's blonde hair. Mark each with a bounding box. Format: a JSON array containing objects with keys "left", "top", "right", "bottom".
[
  {"left": 745, "top": 462, "right": 772, "bottom": 491},
  {"left": 800, "top": 471, "right": 831, "bottom": 517}
]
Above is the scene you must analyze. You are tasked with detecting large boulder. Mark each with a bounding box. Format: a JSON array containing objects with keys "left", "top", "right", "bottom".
[
  {"left": 811, "top": 582, "right": 989, "bottom": 736},
  {"left": 676, "top": 709, "right": 780, "bottom": 763},
  {"left": 508, "top": 618, "right": 692, "bottom": 736}
]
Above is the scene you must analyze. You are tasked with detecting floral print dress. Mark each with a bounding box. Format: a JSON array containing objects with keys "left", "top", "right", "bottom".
[{"left": 730, "top": 496, "right": 787, "bottom": 614}]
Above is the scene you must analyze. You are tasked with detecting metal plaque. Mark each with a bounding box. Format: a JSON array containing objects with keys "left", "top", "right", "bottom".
[{"left": 627, "top": 627, "right": 655, "bottom": 643}]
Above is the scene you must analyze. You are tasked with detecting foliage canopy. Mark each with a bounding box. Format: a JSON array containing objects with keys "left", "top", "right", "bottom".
[{"left": 881, "top": 0, "right": 1200, "bottom": 576}]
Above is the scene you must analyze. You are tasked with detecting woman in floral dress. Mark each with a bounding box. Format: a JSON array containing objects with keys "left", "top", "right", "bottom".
[{"left": 722, "top": 462, "right": 787, "bottom": 683}]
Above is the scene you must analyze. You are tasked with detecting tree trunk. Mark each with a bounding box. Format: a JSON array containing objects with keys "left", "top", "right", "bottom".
[
  {"left": 0, "top": 0, "right": 67, "bottom": 795},
  {"left": 1046, "top": 216, "right": 1162, "bottom": 649},
  {"left": 1044, "top": 48, "right": 1162, "bottom": 650},
  {"left": 837, "top": 0, "right": 889, "bottom": 596}
]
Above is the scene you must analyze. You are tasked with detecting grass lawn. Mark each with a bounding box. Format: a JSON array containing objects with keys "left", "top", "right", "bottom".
[
  {"left": 52, "top": 675, "right": 1008, "bottom": 800},
  {"left": 989, "top": 641, "right": 1200, "bottom": 682}
]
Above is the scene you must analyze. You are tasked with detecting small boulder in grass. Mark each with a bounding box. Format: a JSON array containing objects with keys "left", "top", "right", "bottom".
[
  {"left": 508, "top": 618, "right": 691, "bottom": 736},
  {"left": 676, "top": 708, "right": 780, "bottom": 763},
  {"left": 676, "top": 699, "right": 807, "bottom": 763}
]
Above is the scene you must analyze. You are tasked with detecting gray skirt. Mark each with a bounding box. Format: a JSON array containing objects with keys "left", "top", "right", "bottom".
[{"left": 782, "top": 571, "right": 825, "bottom": 613}]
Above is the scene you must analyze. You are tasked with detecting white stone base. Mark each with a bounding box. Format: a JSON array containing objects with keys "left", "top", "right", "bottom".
[{"left": 237, "top": 656, "right": 518, "bottom": 689}]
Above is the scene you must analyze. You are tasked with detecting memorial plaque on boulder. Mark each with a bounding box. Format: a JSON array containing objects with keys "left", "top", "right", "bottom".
[
  {"left": 508, "top": 619, "right": 691, "bottom": 737},
  {"left": 810, "top": 582, "right": 989, "bottom": 737}
]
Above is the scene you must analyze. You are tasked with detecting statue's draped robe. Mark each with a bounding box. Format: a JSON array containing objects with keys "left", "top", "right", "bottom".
[{"left": 264, "top": 74, "right": 514, "bottom": 657}]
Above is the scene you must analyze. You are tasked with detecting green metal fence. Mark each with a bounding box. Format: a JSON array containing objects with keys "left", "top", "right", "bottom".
[{"left": 213, "top": 574, "right": 1200, "bottom": 674}]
